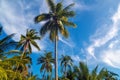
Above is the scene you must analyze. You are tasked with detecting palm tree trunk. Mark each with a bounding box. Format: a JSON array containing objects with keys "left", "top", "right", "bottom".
[
  {"left": 65, "top": 65, "right": 67, "bottom": 78},
  {"left": 43, "top": 70, "right": 46, "bottom": 80},
  {"left": 21, "top": 50, "right": 25, "bottom": 59},
  {"left": 55, "top": 35, "right": 58, "bottom": 80}
]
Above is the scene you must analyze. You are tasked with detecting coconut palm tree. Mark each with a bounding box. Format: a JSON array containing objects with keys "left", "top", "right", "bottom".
[
  {"left": 74, "top": 62, "right": 89, "bottom": 80},
  {"left": 73, "top": 61, "right": 119, "bottom": 80},
  {"left": 60, "top": 55, "right": 73, "bottom": 78},
  {"left": 34, "top": 0, "right": 76, "bottom": 79},
  {"left": 37, "top": 52, "right": 54, "bottom": 80},
  {"left": 60, "top": 69, "right": 76, "bottom": 80},
  {"left": 103, "top": 70, "right": 119, "bottom": 80},
  {"left": 16, "top": 29, "right": 40, "bottom": 58}
]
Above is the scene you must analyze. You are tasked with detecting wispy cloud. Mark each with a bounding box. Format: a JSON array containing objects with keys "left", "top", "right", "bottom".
[
  {"left": 86, "top": 4, "right": 120, "bottom": 68},
  {"left": 71, "top": 55, "right": 81, "bottom": 61},
  {"left": 0, "top": 0, "right": 49, "bottom": 51},
  {"left": 101, "top": 49, "right": 120, "bottom": 69},
  {"left": 62, "top": 0, "right": 90, "bottom": 11}
]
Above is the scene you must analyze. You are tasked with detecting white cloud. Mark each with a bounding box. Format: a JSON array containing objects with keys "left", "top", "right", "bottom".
[
  {"left": 86, "top": 4, "right": 120, "bottom": 68},
  {"left": 101, "top": 50, "right": 120, "bottom": 69},
  {"left": 62, "top": 0, "right": 90, "bottom": 11},
  {"left": 0, "top": 0, "right": 49, "bottom": 51},
  {"left": 71, "top": 55, "right": 81, "bottom": 62},
  {"left": 59, "top": 36, "right": 75, "bottom": 48}
]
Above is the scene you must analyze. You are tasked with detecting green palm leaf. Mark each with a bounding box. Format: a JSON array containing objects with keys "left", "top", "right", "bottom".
[
  {"left": 0, "top": 33, "right": 15, "bottom": 45},
  {"left": 63, "top": 3, "right": 75, "bottom": 11},
  {"left": 46, "top": 0, "right": 55, "bottom": 12},
  {"left": 56, "top": 2, "right": 63, "bottom": 13},
  {"left": 34, "top": 14, "right": 51, "bottom": 23},
  {"left": 30, "top": 40, "right": 40, "bottom": 51}
]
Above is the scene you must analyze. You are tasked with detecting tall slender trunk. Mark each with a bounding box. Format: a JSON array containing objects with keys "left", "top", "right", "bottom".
[
  {"left": 21, "top": 42, "right": 28, "bottom": 59},
  {"left": 21, "top": 50, "right": 25, "bottom": 59},
  {"left": 65, "top": 65, "right": 67, "bottom": 78},
  {"left": 55, "top": 35, "right": 58, "bottom": 80},
  {"left": 43, "top": 70, "right": 46, "bottom": 80}
]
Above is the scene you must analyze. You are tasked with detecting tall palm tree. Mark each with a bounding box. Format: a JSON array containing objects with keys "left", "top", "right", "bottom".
[
  {"left": 37, "top": 52, "right": 54, "bottom": 80},
  {"left": 16, "top": 29, "right": 40, "bottom": 58},
  {"left": 34, "top": 0, "right": 76, "bottom": 79},
  {"left": 60, "top": 55, "right": 73, "bottom": 78}
]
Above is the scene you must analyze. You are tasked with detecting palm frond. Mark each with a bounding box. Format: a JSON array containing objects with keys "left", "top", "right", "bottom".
[
  {"left": 21, "top": 35, "right": 26, "bottom": 41},
  {"left": 16, "top": 42, "right": 23, "bottom": 49},
  {"left": 60, "top": 27, "right": 69, "bottom": 38},
  {"left": 63, "top": 3, "right": 75, "bottom": 11},
  {"left": 62, "top": 11, "right": 75, "bottom": 17},
  {"left": 30, "top": 40, "right": 40, "bottom": 51},
  {"left": 49, "top": 30, "right": 56, "bottom": 42},
  {"left": 79, "top": 62, "right": 89, "bottom": 76},
  {"left": 0, "top": 67, "right": 7, "bottom": 80},
  {"left": 40, "top": 21, "right": 52, "bottom": 36},
  {"left": 0, "top": 33, "right": 15, "bottom": 45},
  {"left": 56, "top": 2, "right": 63, "bottom": 13},
  {"left": 46, "top": 0, "right": 55, "bottom": 12},
  {"left": 34, "top": 14, "right": 51, "bottom": 23},
  {"left": 62, "top": 20, "right": 76, "bottom": 27},
  {"left": 31, "top": 36, "right": 40, "bottom": 40}
]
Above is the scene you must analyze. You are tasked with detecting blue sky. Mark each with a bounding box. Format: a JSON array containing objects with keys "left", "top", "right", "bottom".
[{"left": 0, "top": 0, "right": 120, "bottom": 76}]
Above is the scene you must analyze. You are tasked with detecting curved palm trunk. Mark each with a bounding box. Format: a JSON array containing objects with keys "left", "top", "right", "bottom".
[
  {"left": 21, "top": 42, "right": 29, "bottom": 59},
  {"left": 55, "top": 35, "right": 58, "bottom": 80}
]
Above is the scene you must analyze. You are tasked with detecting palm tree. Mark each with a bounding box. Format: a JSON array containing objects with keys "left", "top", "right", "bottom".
[
  {"left": 103, "top": 70, "right": 119, "bottom": 80},
  {"left": 37, "top": 52, "right": 54, "bottom": 80},
  {"left": 59, "top": 69, "right": 76, "bottom": 80},
  {"left": 60, "top": 55, "right": 73, "bottom": 78},
  {"left": 34, "top": 0, "right": 76, "bottom": 79},
  {"left": 16, "top": 29, "right": 40, "bottom": 58},
  {"left": 74, "top": 62, "right": 89, "bottom": 80},
  {"left": 0, "top": 56, "right": 26, "bottom": 80}
]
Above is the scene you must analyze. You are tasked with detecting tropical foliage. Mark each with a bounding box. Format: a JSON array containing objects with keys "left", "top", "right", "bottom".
[{"left": 0, "top": 27, "right": 119, "bottom": 80}]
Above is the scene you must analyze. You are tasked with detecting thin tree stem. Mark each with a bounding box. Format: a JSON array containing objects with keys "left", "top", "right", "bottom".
[
  {"left": 43, "top": 70, "right": 46, "bottom": 80},
  {"left": 55, "top": 34, "right": 58, "bottom": 80},
  {"left": 65, "top": 65, "right": 67, "bottom": 78}
]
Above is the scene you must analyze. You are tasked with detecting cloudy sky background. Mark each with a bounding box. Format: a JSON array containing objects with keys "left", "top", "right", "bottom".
[{"left": 0, "top": 0, "right": 120, "bottom": 75}]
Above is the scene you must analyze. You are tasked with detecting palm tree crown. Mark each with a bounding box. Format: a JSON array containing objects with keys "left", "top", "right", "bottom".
[
  {"left": 16, "top": 29, "right": 40, "bottom": 57},
  {"left": 34, "top": 0, "right": 76, "bottom": 41},
  {"left": 37, "top": 51, "right": 54, "bottom": 80},
  {"left": 60, "top": 55, "right": 73, "bottom": 78}
]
